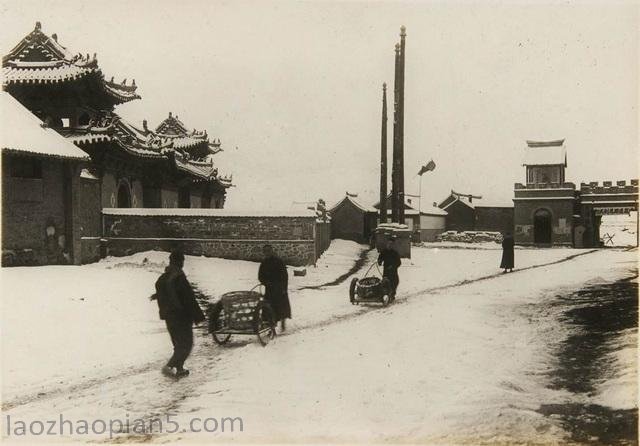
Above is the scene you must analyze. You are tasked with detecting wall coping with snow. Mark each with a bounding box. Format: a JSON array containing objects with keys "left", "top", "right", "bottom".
[{"left": 102, "top": 208, "right": 317, "bottom": 218}]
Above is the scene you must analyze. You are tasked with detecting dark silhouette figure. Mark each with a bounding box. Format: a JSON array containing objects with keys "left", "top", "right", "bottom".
[
  {"left": 500, "top": 232, "right": 515, "bottom": 273},
  {"left": 258, "top": 245, "right": 291, "bottom": 331},
  {"left": 377, "top": 239, "right": 401, "bottom": 300},
  {"left": 152, "top": 250, "right": 205, "bottom": 378}
]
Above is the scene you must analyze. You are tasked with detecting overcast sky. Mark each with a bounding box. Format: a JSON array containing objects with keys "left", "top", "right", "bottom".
[{"left": 1, "top": 0, "right": 637, "bottom": 210}]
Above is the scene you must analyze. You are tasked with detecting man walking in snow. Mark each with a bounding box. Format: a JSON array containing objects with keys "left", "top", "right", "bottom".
[
  {"left": 377, "top": 237, "right": 401, "bottom": 300},
  {"left": 258, "top": 244, "right": 291, "bottom": 331},
  {"left": 152, "top": 249, "right": 205, "bottom": 378}
]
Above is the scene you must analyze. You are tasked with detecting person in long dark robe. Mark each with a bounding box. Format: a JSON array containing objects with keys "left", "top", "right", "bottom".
[
  {"left": 500, "top": 232, "right": 515, "bottom": 273},
  {"left": 152, "top": 250, "right": 205, "bottom": 378},
  {"left": 258, "top": 245, "right": 291, "bottom": 331},
  {"left": 377, "top": 238, "right": 401, "bottom": 300}
]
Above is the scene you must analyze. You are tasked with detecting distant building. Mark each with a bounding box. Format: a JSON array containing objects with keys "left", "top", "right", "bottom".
[
  {"left": 329, "top": 195, "right": 377, "bottom": 243},
  {"left": 374, "top": 194, "right": 447, "bottom": 242},
  {"left": 513, "top": 140, "right": 574, "bottom": 245},
  {"left": 2, "top": 22, "right": 233, "bottom": 265},
  {"left": 437, "top": 190, "right": 513, "bottom": 233},
  {"left": 513, "top": 139, "right": 638, "bottom": 247}
]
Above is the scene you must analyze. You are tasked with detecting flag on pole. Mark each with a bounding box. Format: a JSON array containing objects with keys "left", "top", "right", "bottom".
[{"left": 417, "top": 159, "right": 436, "bottom": 176}]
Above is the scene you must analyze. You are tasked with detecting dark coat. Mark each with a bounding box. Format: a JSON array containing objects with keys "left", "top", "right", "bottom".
[
  {"left": 154, "top": 265, "right": 205, "bottom": 323},
  {"left": 258, "top": 256, "right": 291, "bottom": 321},
  {"left": 500, "top": 235, "right": 515, "bottom": 269},
  {"left": 377, "top": 248, "right": 401, "bottom": 275}
]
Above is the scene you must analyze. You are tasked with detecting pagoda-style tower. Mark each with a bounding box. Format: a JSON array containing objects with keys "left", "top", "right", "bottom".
[{"left": 2, "top": 22, "right": 231, "bottom": 209}]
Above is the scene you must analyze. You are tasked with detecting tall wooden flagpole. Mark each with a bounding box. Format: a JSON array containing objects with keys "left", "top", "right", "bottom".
[
  {"left": 391, "top": 43, "right": 401, "bottom": 223},
  {"left": 398, "top": 26, "right": 406, "bottom": 224},
  {"left": 379, "top": 83, "right": 388, "bottom": 223}
]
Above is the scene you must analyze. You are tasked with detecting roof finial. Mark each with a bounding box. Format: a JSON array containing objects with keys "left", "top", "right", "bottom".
[
  {"left": 383, "top": 82, "right": 386, "bottom": 91},
  {"left": 132, "top": 79, "right": 136, "bottom": 86},
  {"left": 121, "top": 78, "right": 127, "bottom": 85},
  {"left": 52, "top": 33, "right": 57, "bottom": 42},
  {"left": 142, "top": 119, "right": 148, "bottom": 132},
  {"left": 35, "top": 22, "right": 41, "bottom": 31},
  {"left": 400, "top": 25, "right": 406, "bottom": 37},
  {"left": 110, "top": 76, "right": 114, "bottom": 83},
  {"left": 169, "top": 111, "right": 172, "bottom": 118}
]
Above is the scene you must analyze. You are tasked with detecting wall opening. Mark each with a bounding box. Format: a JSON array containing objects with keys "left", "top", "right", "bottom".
[
  {"left": 533, "top": 208, "right": 552, "bottom": 244},
  {"left": 178, "top": 187, "right": 191, "bottom": 208},
  {"left": 598, "top": 211, "right": 638, "bottom": 247},
  {"left": 117, "top": 181, "right": 131, "bottom": 208}
]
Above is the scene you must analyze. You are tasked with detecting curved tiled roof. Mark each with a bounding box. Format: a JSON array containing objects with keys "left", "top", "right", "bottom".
[{"left": 2, "top": 22, "right": 140, "bottom": 104}]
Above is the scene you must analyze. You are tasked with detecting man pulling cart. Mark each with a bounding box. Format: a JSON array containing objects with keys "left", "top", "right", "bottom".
[{"left": 377, "top": 237, "right": 401, "bottom": 300}]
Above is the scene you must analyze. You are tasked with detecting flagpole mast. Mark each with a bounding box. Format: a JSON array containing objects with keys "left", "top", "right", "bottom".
[
  {"left": 380, "top": 83, "right": 388, "bottom": 224},
  {"left": 398, "top": 25, "right": 406, "bottom": 225}
]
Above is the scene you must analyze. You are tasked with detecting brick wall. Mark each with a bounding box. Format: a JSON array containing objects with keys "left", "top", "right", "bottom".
[
  {"left": 101, "top": 210, "right": 331, "bottom": 266},
  {"left": 475, "top": 207, "right": 514, "bottom": 233},
  {"left": 514, "top": 200, "right": 574, "bottom": 246},
  {"left": 2, "top": 154, "right": 75, "bottom": 265}
]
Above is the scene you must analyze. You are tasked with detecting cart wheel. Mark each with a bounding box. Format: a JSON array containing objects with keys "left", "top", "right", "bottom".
[
  {"left": 380, "top": 278, "right": 391, "bottom": 307},
  {"left": 208, "top": 302, "right": 231, "bottom": 345},
  {"left": 254, "top": 301, "right": 276, "bottom": 346},
  {"left": 349, "top": 278, "right": 358, "bottom": 304}
]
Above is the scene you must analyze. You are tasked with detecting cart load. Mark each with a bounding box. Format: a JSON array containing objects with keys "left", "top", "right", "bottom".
[{"left": 208, "top": 285, "right": 276, "bottom": 346}]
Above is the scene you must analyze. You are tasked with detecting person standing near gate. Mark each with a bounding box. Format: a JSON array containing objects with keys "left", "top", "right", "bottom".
[
  {"left": 377, "top": 237, "right": 401, "bottom": 300},
  {"left": 500, "top": 231, "right": 515, "bottom": 273},
  {"left": 152, "top": 249, "right": 205, "bottom": 378},
  {"left": 258, "top": 245, "right": 291, "bottom": 331}
]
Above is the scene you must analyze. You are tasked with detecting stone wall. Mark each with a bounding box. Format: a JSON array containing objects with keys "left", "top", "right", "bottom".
[{"left": 101, "top": 209, "right": 331, "bottom": 266}]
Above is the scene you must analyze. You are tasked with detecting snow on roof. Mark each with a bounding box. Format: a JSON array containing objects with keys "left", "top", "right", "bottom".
[
  {"left": 420, "top": 203, "right": 448, "bottom": 216},
  {"left": 441, "top": 196, "right": 475, "bottom": 210},
  {"left": 523, "top": 139, "right": 567, "bottom": 166},
  {"left": 0, "top": 91, "right": 89, "bottom": 159},
  {"left": 102, "top": 208, "right": 318, "bottom": 218},
  {"left": 329, "top": 195, "right": 376, "bottom": 213},
  {"left": 474, "top": 198, "right": 514, "bottom": 208}
]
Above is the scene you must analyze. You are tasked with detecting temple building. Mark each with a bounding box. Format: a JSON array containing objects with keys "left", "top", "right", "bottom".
[
  {"left": 2, "top": 22, "right": 232, "bottom": 265},
  {"left": 3, "top": 22, "right": 231, "bottom": 211}
]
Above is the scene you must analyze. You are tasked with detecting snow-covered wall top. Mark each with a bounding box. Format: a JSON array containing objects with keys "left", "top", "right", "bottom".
[{"left": 102, "top": 208, "right": 317, "bottom": 218}]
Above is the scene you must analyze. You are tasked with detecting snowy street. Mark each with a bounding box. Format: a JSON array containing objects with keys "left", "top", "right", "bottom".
[{"left": 1, "top": 243, "right": 637, "bottom": 444}]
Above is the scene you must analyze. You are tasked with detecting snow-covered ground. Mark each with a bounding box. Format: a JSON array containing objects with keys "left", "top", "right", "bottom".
[
  {"left": 599, "top": 212, "right": 638, "bottom": 247},
  {"left": 1, "top": 240, "right": 366, "bottom": 403},
  {"left": 1, "top": 242, "right": 636, "bottom": 443}
]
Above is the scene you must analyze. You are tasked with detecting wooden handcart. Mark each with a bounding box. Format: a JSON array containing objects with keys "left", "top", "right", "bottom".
[
  {"left": 349, "top": 262, "right": 392, "bottom": 306},
  {"left": 207, "top": 285, "right": 276, "bottom": 346}
]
